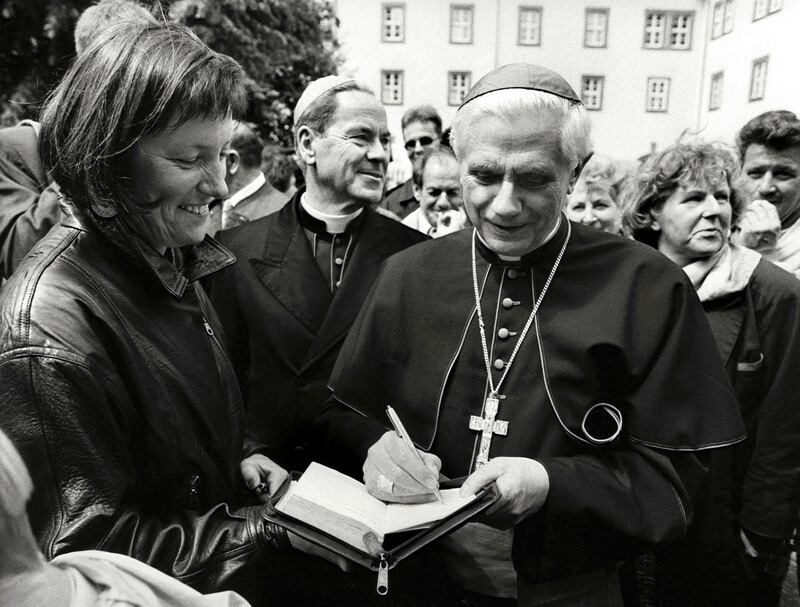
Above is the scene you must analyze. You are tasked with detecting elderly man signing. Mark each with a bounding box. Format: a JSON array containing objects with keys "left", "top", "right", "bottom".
[{"left": 313, "top": 64, "right": 744, "bottom": 606}]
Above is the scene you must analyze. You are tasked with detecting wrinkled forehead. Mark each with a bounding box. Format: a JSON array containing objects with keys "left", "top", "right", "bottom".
[{"left": 329, "top": 90, "right": 388, "bottom": 131}]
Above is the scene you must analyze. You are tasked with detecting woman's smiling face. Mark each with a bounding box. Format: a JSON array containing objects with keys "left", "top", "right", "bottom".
[{"left": 123, "top": 116, "right": 234, "bottom": 253}]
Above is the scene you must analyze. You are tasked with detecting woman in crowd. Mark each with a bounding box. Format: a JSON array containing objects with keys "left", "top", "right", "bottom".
[
  {"left": 621, "top": 142, "right": 800, "bottom": 606},
  {"left": 565, "top": 154, "right": 628, "bottom": 235},
  {"left": 0, "top": 22, "right": 330, "bottom": 604}
]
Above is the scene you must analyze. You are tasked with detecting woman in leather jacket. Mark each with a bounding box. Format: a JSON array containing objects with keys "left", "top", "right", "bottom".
[
  {"left": 622, "top": 142, "right": 800, "bottom": 607},
  {"left": 0, "top": 22, "right": 329, "bottom": 605}
]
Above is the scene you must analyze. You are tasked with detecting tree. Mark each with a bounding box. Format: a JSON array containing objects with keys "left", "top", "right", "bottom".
[
  {"left": 0, "top": 0, "right": 341, "bottom": 145},
  {"left": 168, "top": 0, "right": 341, "bottom": 147},
  {"left": 0, "top": 0, "right": 91, "bottom": 126}
]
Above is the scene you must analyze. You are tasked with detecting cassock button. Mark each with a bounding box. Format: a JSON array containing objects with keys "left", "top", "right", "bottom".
[
  {"left": 502, "top": 297, "right": 514, "bottom": 309},
  {"left": 334, "top": 257, "right": 344, "bottom": 266},
  {"left": 493, "top": 358, "right": 505, "bottom": 370},
  {"left": 498, "top": 328, "right": 510, "bottom": 339},
  {"left": 507, "top": 268, "right": 518, "bottom": 279}
]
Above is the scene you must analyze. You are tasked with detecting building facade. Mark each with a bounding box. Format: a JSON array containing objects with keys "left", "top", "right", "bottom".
[
  {"left": 332, "top": 0, "right": 797, "bottom": 164},
  {"left": 697, "top": 0, "right": 798, "bottom": 146}
]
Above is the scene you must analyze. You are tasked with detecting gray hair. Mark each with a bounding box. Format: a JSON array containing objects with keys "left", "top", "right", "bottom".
[{"left": 450, "top": 88, "right": 592, "bottom": 168}]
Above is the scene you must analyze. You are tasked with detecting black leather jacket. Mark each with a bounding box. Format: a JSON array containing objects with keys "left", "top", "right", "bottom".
[{"left": 0, "top": 204, "right": 285, "bottom": 598}]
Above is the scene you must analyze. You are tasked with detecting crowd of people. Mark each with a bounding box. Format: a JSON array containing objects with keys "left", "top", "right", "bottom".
[{"left": 1, "top": 2, "right": 799, "bottom": 607}]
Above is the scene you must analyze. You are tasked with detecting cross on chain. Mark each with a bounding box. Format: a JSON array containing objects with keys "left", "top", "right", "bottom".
[{"left": 469, "top": 394, "right": 508, "bottom": 467}]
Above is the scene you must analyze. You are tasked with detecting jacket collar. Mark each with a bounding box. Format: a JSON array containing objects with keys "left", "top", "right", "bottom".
[
  {"left": 249, "top": 189, "right": 398, "bottom": 370},
  {"left": 60, "top": 202, "right": 235, "bottom": 298}
]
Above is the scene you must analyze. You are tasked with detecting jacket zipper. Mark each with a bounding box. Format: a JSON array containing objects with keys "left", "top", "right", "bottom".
[
  {"left": 376, "top": 553, "right": 389, "bottom": 595},
  {"left": 187, "top": 473, "right": 200, "bottom": 510}
]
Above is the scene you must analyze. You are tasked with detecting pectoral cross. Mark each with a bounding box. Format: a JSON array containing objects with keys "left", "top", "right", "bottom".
[{"left": 469, "top": 394, "right": 508, "bottom": 467}]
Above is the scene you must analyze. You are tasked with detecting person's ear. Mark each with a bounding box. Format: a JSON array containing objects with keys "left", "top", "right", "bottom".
[
  {"left": 295, "top": 126, "right": 316, "bottom": 167},
  {"left": 412, "top": 181, "right": 422, "bottom": 203},
  {"left": 567, "top": 152, "right": 594, "bottom": 195},
  {"left": 225, "top": 149, "right": 240, "bottom": 176},
  {"left": 649, "top": 210, "right": 661, "bottom": 232}
]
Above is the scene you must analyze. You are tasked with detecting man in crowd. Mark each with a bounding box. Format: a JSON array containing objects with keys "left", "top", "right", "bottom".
[
  {"left": 0, "top": 0, "right": 156, "bottom": 280},
  {"left": 380, "top": 105, "right": 442, "bottom": 219},
  {"left": 733, "top": 110, "right": 800, "bottom": 278},
  {"left": 215, "top": 122, "right": 287, "bottom": 231},
  {"left": 207, "top": 75, "right": 428, "bottom": 605},
  {"left": 313, "top": 63, "right": 744, "bottom": 605},
  {"left": 402, "top": 146, "right": 468, "bottom": 237},
  {"left": 208, "top": 75, "right": 426, "bottom": 473}
]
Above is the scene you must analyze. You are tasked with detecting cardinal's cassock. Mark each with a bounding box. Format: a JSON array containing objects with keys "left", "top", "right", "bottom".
[{"left": 313, "top": 218, "right": 745, "bottom": 603}]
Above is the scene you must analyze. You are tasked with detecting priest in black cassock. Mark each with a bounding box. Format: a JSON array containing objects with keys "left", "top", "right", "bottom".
[{"left": 312, "top": 64, "right": 746, "bottom": 606}]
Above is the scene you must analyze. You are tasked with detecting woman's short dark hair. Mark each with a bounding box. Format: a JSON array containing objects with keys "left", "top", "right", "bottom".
[
  {"left": 621, "top": 142, "right": 746, "bottom": 248},
  {"left": 39, "top": 22, "right": 248, "bottom": 216}
]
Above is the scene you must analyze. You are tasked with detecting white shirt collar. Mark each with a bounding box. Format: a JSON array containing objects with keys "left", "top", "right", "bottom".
[
  {"left": 477, "top": 214, "right": 562, "bottom": 261},
  {"left": 226, "top": 172, "right": 266, "bottom": 209},
  {"left": 300, "top": 194, "right": 364, "bottom": 234}
]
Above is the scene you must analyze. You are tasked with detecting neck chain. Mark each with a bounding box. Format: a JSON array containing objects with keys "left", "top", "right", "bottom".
[{"left": 470, "top": 221, "right": 571, "bottom": 398}]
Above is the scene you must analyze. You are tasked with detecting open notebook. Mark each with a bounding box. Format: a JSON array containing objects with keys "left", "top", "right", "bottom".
[{"left": 264, "top": 462, "right": 499, "bottom": 595}]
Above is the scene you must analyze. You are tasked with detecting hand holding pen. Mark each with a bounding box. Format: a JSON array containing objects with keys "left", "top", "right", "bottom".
[{"left": 362, "top": 406, "right": 443, "bottom": 504}]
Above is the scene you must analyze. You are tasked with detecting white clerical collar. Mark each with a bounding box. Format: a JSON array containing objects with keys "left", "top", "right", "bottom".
[
  {"left": 477, "top": 214, "right": 562, "bottom": 261},
  {"left": 300, "top": 194, "right": 364, "bottom": 234},
  {"left": 227, "top": 172, "right": 266, "bottom": 209}
]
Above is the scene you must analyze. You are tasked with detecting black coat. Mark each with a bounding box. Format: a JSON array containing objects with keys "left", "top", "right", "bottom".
[
  {"left": 314, "top": 223, "right": 745, "bottom": 592},
  {"left": 0, "top": 204, "right": 284, "bottom": 602},
  {"left": 659, "top": 257, "right": 800, "bottom": 606},
  {"left": 208, "top": 191, "right": 427, "bottom": 471}
]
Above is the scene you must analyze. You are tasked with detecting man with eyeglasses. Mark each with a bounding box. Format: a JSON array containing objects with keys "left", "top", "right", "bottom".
[{"left": 381, "top": 105, "right": 443, "bottom": 219}]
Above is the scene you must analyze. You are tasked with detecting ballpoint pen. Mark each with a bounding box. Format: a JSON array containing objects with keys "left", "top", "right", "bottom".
[{"left": 386, "top": 405, "right": 444, "bottom": 503}]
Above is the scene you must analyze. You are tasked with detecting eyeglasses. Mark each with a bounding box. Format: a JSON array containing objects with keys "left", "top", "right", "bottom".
[{"left": 404, "top": 136, "right": 435, "bottom": 151}]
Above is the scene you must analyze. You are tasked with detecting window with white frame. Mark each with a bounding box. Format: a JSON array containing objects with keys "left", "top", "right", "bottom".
[
  {"left": 381, "top": 3, "right": 405, "bottom": 42},
  {"left": 581, "top": 76, "right": 604, "bottom": 110},
  {"left": 723, "top": 0, "right": 735, "bottom": 32},
  {"left": 750, "top": 57, "right": 768, "bottom": 101},
  {"left": 381, "top": 71, "right": 403, "bottom": 105},
  {"left": 448, "top": 72, "right": 471, "bottom": 106},
  {"left": 450, "top": 5, "right": 474, "bottom": 44},
  {"left": 518, "top": 6, "right": 542, "bottom": 46},
  {"left": 711, "top": 2, "right": 724, "bottom": 38},
  {"left": 643, "top": 12, "right": 666, "bottom": 48},
  {"left": 753, "top": 0, "right": 768, "bottom": 19},
  {"left": 709, "top": 72, "right": 723, "bottom": 110},
  {"left": 584, "top": 8, "right": 608, "bottom": 48},
  {"left": 669, "top": 13, "right": 692, "bottom": 49},
  {"left": 644, "top": 11, "right": 693, "bottom": 49},
  {"left": 768, "top": 0, "right": 782, "bottom": 13},
  {"left": 646, "top": 77, "right": 670, "bottom": 112}
]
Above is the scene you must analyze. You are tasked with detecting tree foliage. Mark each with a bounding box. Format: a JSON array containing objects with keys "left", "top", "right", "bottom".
[
  {"left": 0, "top": 0, "right": 341, "bottom": 146},
  {"left": 168, "top": 0, "right": 340, "bottom": 146},
  {"left": 0, "top": 0, "right": 92, "bottom": 125}
]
